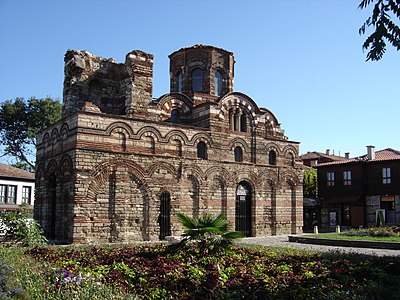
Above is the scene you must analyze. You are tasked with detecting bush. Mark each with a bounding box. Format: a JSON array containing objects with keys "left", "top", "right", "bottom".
[
  {"left": 0, "top": 205, "right": 47, "bottom": 247},
  {"left": 342, "top": 226, "right": 400, "bottom": 238},
  {"left": 170, "top": 212, "right": 244, "bottom": 255}
]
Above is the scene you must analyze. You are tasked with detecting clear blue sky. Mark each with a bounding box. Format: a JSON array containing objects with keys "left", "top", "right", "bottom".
[{"left": 0, "top": 0, "right": 398, "bottom": 163}]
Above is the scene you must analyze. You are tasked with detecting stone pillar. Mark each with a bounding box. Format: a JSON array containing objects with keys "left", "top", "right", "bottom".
[
  {"left": 230, "top": 110, "right": 235, "bottom": 130},
  {"left": 235, "top": 112, "right": 241, "bottom": 132}
]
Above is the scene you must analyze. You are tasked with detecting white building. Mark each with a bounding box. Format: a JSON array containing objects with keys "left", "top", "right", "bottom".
[{"left": 0, "top": 163, "right": 35, "bottom": 210}]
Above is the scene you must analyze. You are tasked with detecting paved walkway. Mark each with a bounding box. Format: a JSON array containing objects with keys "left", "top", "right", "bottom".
[{"left": 237, "top": 235, "right": 400, "bottom": 257}]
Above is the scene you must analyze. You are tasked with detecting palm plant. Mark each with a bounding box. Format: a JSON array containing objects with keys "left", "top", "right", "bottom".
[{"left": 173, "top": 212, "right": 244, "bottom": 254}]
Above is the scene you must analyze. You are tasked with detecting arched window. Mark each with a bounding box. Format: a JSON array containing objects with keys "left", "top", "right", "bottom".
[
  {"left": 176, "top": 72, "right": 182, "bottom": 93},
  {"left": 171, "top": 109, "right": 180, "bottom": 124},
  {"left": 215, "top": 70, "right": 222, "bottom": 96},
  {"left": 269, "top": 150, "right": 276, "bottom": 165},
  {"left": 234, "top": 146, "right": 243, "bottom": 162},
  {"left": 173, "top": 139, "right": 182, "bottom": 157},
  {"left": 192, "top": 68, "right": 203, "bottom": 92},
  {"left": 240, "top": 114, "right": 247, "bottom": 132},
  {"left": 197, "top": 141, "right": 207, "bottom": 159},
  {"left": 229, "top": 108, "right": 248, "bottom": 132},
  {"left": 289, "top": 153, "right": 295, "bottom": 166}
]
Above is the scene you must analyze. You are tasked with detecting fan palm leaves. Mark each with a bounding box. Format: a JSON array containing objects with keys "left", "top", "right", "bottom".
[{"left": 173, "top": 212, "right": 244, "bottom": 254}]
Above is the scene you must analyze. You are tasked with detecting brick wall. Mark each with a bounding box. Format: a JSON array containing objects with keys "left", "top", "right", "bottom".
[{"left": 35, "top": 45, "right": 303, "bottom": 244}]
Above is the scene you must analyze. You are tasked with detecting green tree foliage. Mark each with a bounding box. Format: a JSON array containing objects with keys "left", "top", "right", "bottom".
[
  {"left": 0, "top": 97, "right": 62, "bottom": 170},
  {"left": 303, "top": 167, "right": 317, "bottom": 199},
  {"left": 172, "top": 212, "right": 244, "bottom": 254},
  {"left": 359, "top": 0, "right": 400, "bottom": 61}
]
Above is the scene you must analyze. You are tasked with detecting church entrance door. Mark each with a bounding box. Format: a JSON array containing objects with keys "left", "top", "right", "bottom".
[{"left": 235, "top": 181, "right": 252, "bottom": 237}]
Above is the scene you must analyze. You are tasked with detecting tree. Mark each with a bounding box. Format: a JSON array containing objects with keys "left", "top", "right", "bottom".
[
  {"left": 303, "top": 167, "right": 317, "bottom": 199},
  {"left": 0, "top": 97, "right": 62, "bottom": 171},
  {"left": 172, "top": 212, "right": 244, "bottom": 255},
  {"left": 359, "top": 0, "right": 400, "bottom": 61}
]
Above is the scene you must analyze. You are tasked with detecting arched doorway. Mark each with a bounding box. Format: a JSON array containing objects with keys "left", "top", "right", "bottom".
[
  {"left": 159, "top": 192, "right": 171, "bottom": 240},
  {"left": 235, "top": 181, "right": 252, "bottom": 236}
]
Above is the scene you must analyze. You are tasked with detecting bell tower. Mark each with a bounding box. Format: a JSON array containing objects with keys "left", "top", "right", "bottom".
[{"left": 169, "top": 45, "right": 235, "bottom": 103}]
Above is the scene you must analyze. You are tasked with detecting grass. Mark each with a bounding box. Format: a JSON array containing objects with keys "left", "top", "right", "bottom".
[
  {"left": 309, "top": 232, "right": 400, "bottom": 242},
  {"left": 308, "top": 226, "right": 400, "bottom": 242},
  {"left": 1, "top": 243, "right": 400, "bottom": 299}
]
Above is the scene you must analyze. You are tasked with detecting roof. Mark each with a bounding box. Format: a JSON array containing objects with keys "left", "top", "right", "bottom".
[
  {"left": 301, "top": 151, "right": 347, "bottom": 161},
  {"left": 0, "top": 163, "right": 35, "bottom": 180},
  {"left": 358, "top": 148, "right": 400, "bottom": 161},
  {"left": 169, "top": 44, "right": 234, "bottom": 58},
  {"left": 317, "top": 148, "right": 400, "bottom": 167}
]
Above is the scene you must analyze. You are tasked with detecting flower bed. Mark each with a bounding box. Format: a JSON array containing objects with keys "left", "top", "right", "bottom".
[{"left": 13, "top": 244, "right": 400, "bottom": 299}]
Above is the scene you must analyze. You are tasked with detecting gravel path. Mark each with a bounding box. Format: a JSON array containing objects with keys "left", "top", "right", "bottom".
[{"left": 237, "top": 235, "right": 400, "bottom": 257}]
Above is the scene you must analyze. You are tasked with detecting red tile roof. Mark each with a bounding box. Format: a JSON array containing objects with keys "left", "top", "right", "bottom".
[
  {"left": 317, "top": 148, "right": 400, "bottom": 167},
  {"left": 0, "top": 163, "right": 35, "bottom": 180},
  {"left": 301, "top": 151, "right": 347, "bottom": 161},
  {"left": 358, "top": 148, "right": 400, "bottom": 161}
]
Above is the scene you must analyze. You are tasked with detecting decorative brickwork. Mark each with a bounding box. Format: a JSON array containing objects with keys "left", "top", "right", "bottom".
[{"left": 35, "top": 45, "right": 303, "bottom": 244}]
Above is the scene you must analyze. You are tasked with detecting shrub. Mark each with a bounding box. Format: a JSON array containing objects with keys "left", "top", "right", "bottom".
[
  {"left": 0, "top": 204, "right": 47, "bottom": 247},
  {"left": 342, "top": 226, "right": 400, "bottom": 238},
  {"left": 171, "top": 212, "right": 244, "bottom": 255}
]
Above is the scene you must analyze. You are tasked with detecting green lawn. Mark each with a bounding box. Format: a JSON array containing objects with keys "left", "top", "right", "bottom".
[
  {"left": 308, "top": 230, "right": 400, "bottom": 242},
  {"left": 309, "top": 232, "right": 400, "bottom": 242}
]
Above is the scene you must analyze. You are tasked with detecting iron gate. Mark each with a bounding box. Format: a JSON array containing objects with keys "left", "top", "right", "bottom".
[
  {"left": 159, "top": 192, "right": 171, "bottom": 240},
  {"left": 235, "top": 182, "right": 252, "bottom": 237}
]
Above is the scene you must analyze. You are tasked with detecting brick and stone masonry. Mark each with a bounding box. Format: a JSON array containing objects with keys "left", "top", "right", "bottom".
[{"left": 35, "top": 44, "right": 304, "bottom": 244}]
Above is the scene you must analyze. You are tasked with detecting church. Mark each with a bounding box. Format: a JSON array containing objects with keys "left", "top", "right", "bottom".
[{"left": 34, "top": 45, "right": 303, "bottom": 244}]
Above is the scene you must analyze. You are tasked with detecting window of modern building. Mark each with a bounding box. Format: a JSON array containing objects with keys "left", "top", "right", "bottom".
[
  {"left": 215, "top": 70, "right": 222, "bottom": 96},
  {"left": 343, "top": 171, "right": 352, "bottom": 186},
  {"left": 327, "top": 172, "right": 335, "bottom": 187},
  {"left": 234, "top": 146, "right": 243, "bottom": 162},
  {"left": 382, "top": 167, "right": 391, "bottom": 184},
  {"left": 0, "top": 185, "right": 17, "bottom": 204},
  {"left": 7, "top": 186, "right": 16, "bottom": 204},
  {"left": 176, "top": 72, "right": 182, "bottom": 93},
  {"left": 0, "top": 185, "right": 5, "bottom": 203},
  {"left": 268, "top": 150, "right": 276, "bottom": 165},
  {"left": 22, "top": 186, "right": 32, "bottom": 204},
  {"left": 197, "top": 141, "right": 207, "bottom": 159},
  {"left": 192, "top": 68, "right": 203, "bottom": 92},
  {"left": 171, "top": 108, "right": 180, "bottom": 124}
]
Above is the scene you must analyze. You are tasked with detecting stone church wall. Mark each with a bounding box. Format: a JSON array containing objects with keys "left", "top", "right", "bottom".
[{"left": 35, "top": 45, "right": 303, "bottom": 244}]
